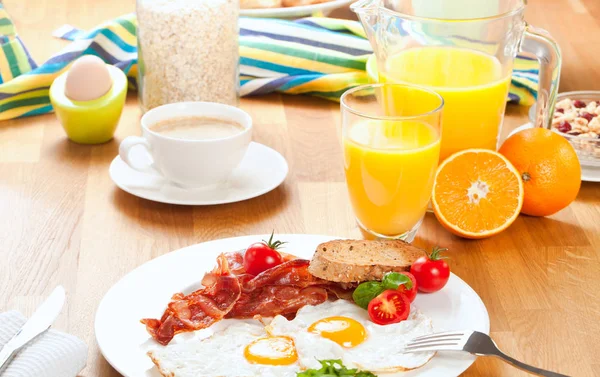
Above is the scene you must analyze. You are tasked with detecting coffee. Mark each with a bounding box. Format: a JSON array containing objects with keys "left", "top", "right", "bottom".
[{"left": 150, "top": 116, "right": 244, "bottom": 140}]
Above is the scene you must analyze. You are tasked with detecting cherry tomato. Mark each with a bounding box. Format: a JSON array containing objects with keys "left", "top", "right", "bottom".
[
  {"left": 243, "top": 233, "right": 285, "bottom": 275},
  {"left": 410, "top": 247, "right": 450, "bottom": 293},
  {"left": 396, "top": 272, "right": 418, "bottom": 302},
  {"left": 367, "top": 290, "right": 410, "bottom": 325}
]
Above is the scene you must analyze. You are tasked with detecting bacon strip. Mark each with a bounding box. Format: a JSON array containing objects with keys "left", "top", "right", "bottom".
[
  {"left": 141, "top": 254, "right": 241, "bottom": 345},
  {"left": 142, "top": 251, "right": 354, "bottom": 345}
]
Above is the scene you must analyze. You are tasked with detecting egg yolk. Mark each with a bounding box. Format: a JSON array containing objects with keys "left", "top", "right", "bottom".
[
  {"left": 308, "top": 316, "right": 367, "bottom": 348},
  {"left": 244, "top": 336, "right": 298, "bottom": 366}
]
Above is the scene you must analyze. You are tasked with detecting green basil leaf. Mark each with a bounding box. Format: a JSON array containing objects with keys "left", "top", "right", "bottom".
[
  {"left": 352, "top": 281, "right": 384, "bottom": 309},
  {"left": 382, "top": 272, "right": 412, "bottom": 290},
  {"left": 296, "top": 359, "right": 377, "bottom": 377}
]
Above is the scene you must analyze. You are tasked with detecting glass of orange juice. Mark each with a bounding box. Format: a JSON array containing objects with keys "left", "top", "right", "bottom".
[{"left": 341, "top": 83, "right": 444, "bottom": 242}]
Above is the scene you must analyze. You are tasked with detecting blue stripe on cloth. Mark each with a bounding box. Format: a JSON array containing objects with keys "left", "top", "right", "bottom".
[
  {"left": 98, "top": 29, "right": 136, "bottom": 52},
  {"left": 62, "top": 28, "right": 84, "bottom": 41},
  {"left": 34, "top": 61, "right": 70, "bottom": 74},
  {"left": 239, "top": 29, "right": 371, "bottom": 56},
  {"left": 511, "top": 79, "right": 538, "bottom": 99},
  {"left": 127, "top": 75, "right": 137, "bottom": 89},
  {"left": 513, "top": 69, "right": 540, "bottom": 75},
  {"left": 240, "top": 56, "right": 320, "bottom": 75},
  {"left": 45, "top": 50, "right": 82, "bottom": 65},
  {"left": 278, "top": 74, "right": 321, "bottom": 91},
  {"left": 16, "top": 36, "right": 37, "bottom": 69},
  {"left": 246, "top": 76, "right": 298, "bottom": 96},
  {"left": 262, "top": 18, "right": 347, "bottom": 35},
  {"left": 0, "top": 86, "right": 49, "bottom": 100},
  {"left": 294, "top": 20, "right": 359, "bottom": 36},
  {"left": 247, "top": 74, "right": 320, "bottom": 95},
  {"left": 517, "top": 55, "right": 537, "bottom": 61},
  {"left": 18, "top": 104, "right": 53, "bottom": 118},
  {"left": 82, "top": 41, "right": 120, "bottom": 64},
  {"left": 75, "top": 29, "right": 136, "bottom": 52},
  {"left": 115, "top": 59, "right": 134, "bottom": 73}
]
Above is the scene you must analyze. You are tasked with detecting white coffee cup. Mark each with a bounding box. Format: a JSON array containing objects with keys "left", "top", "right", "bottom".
[{"left": 119, "top": 102, "right": 252, "bottom": 188}]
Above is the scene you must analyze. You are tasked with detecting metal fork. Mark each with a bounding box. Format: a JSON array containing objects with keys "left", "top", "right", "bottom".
[{"left": 403, "top": 330, "right": 570, "bottom": 377}]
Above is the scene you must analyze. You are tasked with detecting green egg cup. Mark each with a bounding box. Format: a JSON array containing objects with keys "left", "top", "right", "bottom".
[{"left": 50, "top": 64, "right": 128, "bottom": 145}]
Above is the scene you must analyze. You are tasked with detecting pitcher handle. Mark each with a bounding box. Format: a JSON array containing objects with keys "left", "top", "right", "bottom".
[{"left": 520, "top": 25, "right": 562, "bottom": 129}]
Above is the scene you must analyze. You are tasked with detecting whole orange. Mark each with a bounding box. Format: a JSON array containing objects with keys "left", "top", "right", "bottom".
[{"left": 499, "top": 128, "right": 581, "bottom": 217}]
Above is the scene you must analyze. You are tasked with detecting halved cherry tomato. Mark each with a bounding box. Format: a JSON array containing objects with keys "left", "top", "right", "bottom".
[
  {"left": 397, "top": 272, "right": 418, "bottom": 303},
  {"left": 410, "top": 247, "right": 450, "bottom": 293},
  {"left": 367, "top": 290, "right": 410, "bottom": 325},
  {"left": 243, "top": 233, "right": 285, "bottom": 275}
]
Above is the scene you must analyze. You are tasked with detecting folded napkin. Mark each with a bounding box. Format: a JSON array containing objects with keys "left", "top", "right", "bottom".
[
  {"left": 0, "top": 311, "right": 87, "bottom": 377},
  {"left": 0, "top": 6, "right": 540, "bottom": 120}
]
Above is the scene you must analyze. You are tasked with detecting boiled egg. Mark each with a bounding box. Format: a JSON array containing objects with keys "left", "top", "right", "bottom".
[{"left": 64, "top": 55, "right": 112, "bottom": 101}]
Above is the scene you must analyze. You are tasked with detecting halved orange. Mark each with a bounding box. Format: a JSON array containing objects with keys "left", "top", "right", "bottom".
[{"left": 432, "top": 149, "right": 524, "bottom": 239}]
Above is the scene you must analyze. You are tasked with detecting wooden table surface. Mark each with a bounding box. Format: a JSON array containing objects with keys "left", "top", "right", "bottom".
[{"left": 1, "top": 0, "right": 599, "bottom": 376}]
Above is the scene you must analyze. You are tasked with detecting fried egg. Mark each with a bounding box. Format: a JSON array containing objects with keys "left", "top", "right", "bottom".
[
  {"left": 267, "top": 300, "right": 436, "bottom": 373},
  {"left": 148, "top": 321, "right": 300, "bottom": 377},
  {"left": 148, "top": 300, "right": 436, "bottom": 376}
]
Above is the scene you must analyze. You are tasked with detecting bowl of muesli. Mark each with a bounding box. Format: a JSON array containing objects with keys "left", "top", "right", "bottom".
[{"left": 529, "top": 91, "right": 600, "bottom": 167}]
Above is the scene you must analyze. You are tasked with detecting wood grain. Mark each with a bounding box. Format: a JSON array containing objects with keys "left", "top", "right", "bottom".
[{"left": 1, "top": 0, "right": 599, "bottom": 376}]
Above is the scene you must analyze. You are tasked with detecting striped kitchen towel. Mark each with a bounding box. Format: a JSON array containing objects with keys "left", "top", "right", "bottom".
[{"left": 0, "top": 10, "right": 539, "bottom": 120}]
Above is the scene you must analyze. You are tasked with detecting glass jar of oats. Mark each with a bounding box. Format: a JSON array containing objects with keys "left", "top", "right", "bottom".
[{"left": 136, "top": 0, "right": 239, "bottom": 112}]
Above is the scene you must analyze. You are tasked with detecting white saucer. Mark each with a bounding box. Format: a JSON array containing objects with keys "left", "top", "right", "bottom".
[
  {"left": 508, "top": 123, "right": 600, "bottom": 183},
  {"left": 109, "top": 142, "right": 289, "bottom": 205}
]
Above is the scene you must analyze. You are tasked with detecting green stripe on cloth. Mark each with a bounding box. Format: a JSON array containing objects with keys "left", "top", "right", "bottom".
[
  {"left": 0, "top": 18, "right": 15, "bottom": 37},
  {"left": 11, "top": 40, "right": 34, "bottom": 75},
  {"left": 115, "top": 17, "right": 136, "bottom": 35},
  {"left": 240, "top": 39, "right": 366, "bottom": 70},
  {"left": 0, "top": 95, "right": 50, "bottom": 113},
  {"left": 2, "top": 42, "right": 21, "bottom": 79}
]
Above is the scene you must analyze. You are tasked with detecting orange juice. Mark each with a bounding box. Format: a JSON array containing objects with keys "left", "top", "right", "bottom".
[
  {"left": 379, "top": 47, "right": 512, "bottom": 161},
  {"left": 343, "top": 119, "right": 440, "bottom": 236}
]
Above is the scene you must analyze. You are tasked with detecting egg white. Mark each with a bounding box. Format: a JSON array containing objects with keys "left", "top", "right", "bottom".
[
  {"left": 148, "top": 321, "right": 300, "bottom": 377},
  {"left": 267, "top": 300, "right": 436, "bottom": 373},
  {"left": 148, "top": 300, "right": 436, "bottom": 376}
]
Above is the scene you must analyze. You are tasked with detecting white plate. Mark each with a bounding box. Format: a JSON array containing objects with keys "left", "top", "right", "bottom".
[
  {"left": 508, "top": 123, "right": 600, "bottom": 182},
  {"left": 95, "top": 234, "right": 490, "bottom": 377},
  {"left": 240, "top": 0, "right": 354, "bottom": 18},
  {"left": 109, "top": 142, "right": 289, "bottom": 205}
]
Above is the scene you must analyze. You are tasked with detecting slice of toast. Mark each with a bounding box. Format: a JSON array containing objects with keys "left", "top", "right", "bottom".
[{"left": 308, "top": 239, "right": 427, "bottom": 283}]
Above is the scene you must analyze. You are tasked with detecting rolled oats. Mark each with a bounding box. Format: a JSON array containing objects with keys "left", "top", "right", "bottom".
[{"left": 137, "top": 0, "right": 239, "bottom": 112}]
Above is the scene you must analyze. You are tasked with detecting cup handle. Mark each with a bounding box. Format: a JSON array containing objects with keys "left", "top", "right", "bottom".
[
  {"left": 119, "top": 136, "right": 161, "bottom": 176},
  {"left": 520, "top": 25, "right": 562, "bottom": 129}
]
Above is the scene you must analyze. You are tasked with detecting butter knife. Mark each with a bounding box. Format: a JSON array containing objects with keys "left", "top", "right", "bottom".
[{"left": 0, "top": 286, "right": 66, "bottom": 373}]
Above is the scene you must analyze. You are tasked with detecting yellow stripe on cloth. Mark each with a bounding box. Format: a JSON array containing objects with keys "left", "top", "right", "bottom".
[
  {"left": 241, "top": 46, "right": 362, "bottom": 75},
  {"left": 287, "top": 72, "right": 369, "bottom": 96},
  {"left": 0, "top": 103, "right": 48, "bottom": 121},
  {"left": 0, "top": 48, "right": 13, "bottom": 81}
]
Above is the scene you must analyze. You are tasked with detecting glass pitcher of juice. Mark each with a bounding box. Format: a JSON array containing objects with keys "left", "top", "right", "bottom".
[{"left": 352, "top": 0, "right": 561, "bottom": 161}]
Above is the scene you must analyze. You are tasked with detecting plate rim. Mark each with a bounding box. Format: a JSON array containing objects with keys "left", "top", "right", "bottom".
[
  {"left": 95, "top": 234, "right": 490, "bottom": 377},
  {"left": 109, "top": 142, "right": 289, "bottom": 205}
]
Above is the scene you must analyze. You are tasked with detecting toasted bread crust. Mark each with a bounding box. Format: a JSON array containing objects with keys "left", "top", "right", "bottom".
[{"left": 308, "top": 239, "right": 427, "bottom": 283}]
